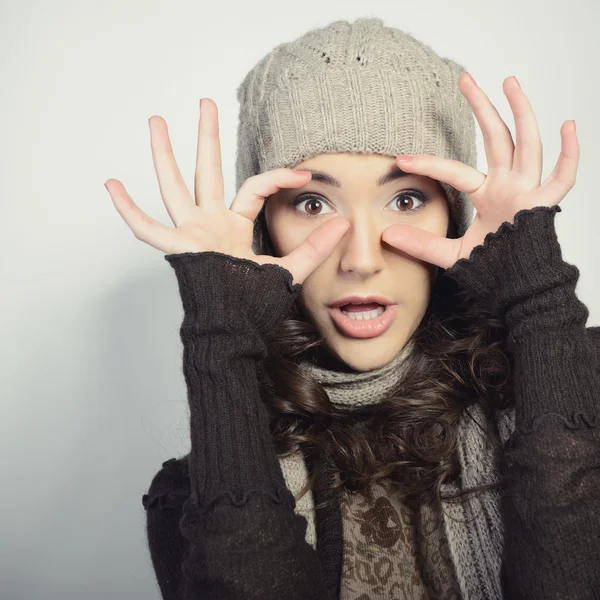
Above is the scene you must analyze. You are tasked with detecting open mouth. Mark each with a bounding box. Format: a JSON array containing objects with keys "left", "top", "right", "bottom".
[
  {"left": 329, "top": 303, "right": 398, "bottom": 339},
  {"left": 339, "top": 302, "right": 386, "bottom": 321}
]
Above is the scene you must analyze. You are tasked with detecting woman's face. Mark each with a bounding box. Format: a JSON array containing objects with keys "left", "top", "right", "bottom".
[{"left": 264, "top": 152, "right": 450, "bottom": 372}]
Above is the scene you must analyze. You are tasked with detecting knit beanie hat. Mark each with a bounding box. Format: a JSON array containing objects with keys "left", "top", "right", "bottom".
[{"left": 234, "top": 17, "right": 478, "bottom": 240}]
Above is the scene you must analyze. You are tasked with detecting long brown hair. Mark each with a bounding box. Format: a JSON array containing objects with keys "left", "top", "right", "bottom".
[{"left": 253, "top": 197, "right": 514, "bottom": 513}]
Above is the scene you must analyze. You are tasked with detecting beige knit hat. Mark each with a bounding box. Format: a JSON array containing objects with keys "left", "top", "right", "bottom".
[{"left": 234, "top": 17, "right": 477, "bottom": 239}]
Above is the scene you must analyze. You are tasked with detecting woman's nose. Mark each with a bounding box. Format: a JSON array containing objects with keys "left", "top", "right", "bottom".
[{"left": 338, "top": 219, "right": 387, "bottom": 276}]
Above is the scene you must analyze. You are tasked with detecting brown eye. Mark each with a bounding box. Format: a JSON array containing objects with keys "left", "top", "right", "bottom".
[
  {"left": 289, "top": 194, "right": 334, "bottom": 218},
  {"left": 391, "top": 191, "right": 429, "bottom": 214}
]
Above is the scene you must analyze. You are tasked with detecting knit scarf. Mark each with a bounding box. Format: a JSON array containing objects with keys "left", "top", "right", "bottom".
[{"left": 278, "top": 337, "right": 516, "bottom": 600}]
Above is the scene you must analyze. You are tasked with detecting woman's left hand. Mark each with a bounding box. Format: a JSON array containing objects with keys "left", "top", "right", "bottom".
[{"left": 381, "top": 73, "right": 580, "bottom": 270}]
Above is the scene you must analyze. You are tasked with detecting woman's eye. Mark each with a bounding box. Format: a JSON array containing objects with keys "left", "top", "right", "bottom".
[
  {"left": 289, "top": 195, "right": 334, "bottom": 218},
  {"left": 289, "top": 191, "right": 429, "bottom": 218},
  {"left": 390, "top": 191, "right": 429, "bottom": 214}
]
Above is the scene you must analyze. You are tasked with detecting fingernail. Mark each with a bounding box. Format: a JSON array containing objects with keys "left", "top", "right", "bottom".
[
  {"left": 573, "top": 120, "right": 576, "bottom": 132},
  {"left": 467, "top": 72, "right": 477, "bottom": 86},
  {"left": 397, "top": 156, "right": 413, "bottom": 162},
  {"left": 513, "top": 76, "right": 521, "bottom": 89},
  {"left": 292, "top": 170, "right": 311, "bottom": 176}
]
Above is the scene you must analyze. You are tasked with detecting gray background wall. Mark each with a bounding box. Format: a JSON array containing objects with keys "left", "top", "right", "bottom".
[{"left": 1, "top": 0, "right": 598, "bottom": 598}]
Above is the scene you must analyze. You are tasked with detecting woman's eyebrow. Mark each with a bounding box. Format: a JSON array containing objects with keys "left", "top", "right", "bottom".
[{"left": 301, "top": 166, "right": 411, "bottom": 188}]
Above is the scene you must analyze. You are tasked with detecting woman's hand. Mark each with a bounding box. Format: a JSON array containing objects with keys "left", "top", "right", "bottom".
[
  {"left": 104, "top": 98, "right": 350, "bottom": 286},
  {"left": 381, "top": 73, "right": 580, "bottom": 270}
]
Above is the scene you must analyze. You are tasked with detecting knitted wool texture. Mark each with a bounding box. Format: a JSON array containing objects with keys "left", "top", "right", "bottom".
[{"left": 234, "top": 16, "right": 478, "bottom": 239}]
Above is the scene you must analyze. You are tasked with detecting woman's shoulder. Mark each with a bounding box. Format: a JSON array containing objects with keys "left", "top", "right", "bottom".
[{"left": 142, "top": 454, "right": 191, "bottom": 511}]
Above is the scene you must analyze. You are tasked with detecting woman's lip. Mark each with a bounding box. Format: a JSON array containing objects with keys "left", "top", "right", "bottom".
[
  {"left": 329, "top": 295, "right": 394, "bottom": 308},
  {"left": 328, "top": 304, "right": 398, "bottom": 339}
]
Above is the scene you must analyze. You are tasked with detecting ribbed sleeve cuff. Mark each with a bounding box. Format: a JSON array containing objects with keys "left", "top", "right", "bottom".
[
  {"left": 441, "top": 205, "right": 571, "bottom": 314},
  {"left": 164, "top": 250, "right": 302, "bottom": 340},
  {"left": 164, "top": 251, "right": 303, "bottom": 510}
]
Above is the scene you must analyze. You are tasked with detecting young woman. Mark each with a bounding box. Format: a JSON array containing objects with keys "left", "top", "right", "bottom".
[{"left": 106, "top": 18, "right": 600, "bottom": 600}]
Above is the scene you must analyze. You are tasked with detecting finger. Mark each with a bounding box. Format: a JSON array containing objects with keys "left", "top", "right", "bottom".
[
  {"left": 503, "top": 76, "right": 543, "bottom": 182},
  {"left": 381, "top": 223, "right": 460, "bottom": 270},
  {"left": 457, "top": 72, "right": 515, "bottom": 171},
  {"left": 276, "top": 217, "right": 351, "bottom": 286},
  {"left": 148, "top": 116, "right": 194, "bottom": 226},
  {"left": 396, "top": 155, "right": 487, "bottom": 208},
  {"left": 105, "top": 179, "right": 180, "bottom": 252},
  {"left": 230, "top": 168, "right": 312, "bottom": 222},
  {"left": 538, "top": 120, "right": 579, "bottom": 203},
  {"left": 194, "top": 98, "right": 225, "bottom": 212}
]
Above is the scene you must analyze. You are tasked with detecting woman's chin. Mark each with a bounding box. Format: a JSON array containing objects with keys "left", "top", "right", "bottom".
[{"left": 318, "top": 335, "right": 404, "bottom": 373}]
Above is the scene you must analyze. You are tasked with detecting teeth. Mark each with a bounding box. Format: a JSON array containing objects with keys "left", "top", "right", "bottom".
[{"left": 340, "top": 306, "right": 385, "bottom": 321}]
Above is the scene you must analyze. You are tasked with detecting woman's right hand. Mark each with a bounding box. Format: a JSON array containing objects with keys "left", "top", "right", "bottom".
[{"left": 104, "top": 98, "right": 350, "bottom": 286}]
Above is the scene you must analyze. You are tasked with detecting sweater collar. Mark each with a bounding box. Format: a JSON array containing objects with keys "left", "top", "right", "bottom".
[{"left": 296, "top": 337, "right": 416, "bottom": 409}]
